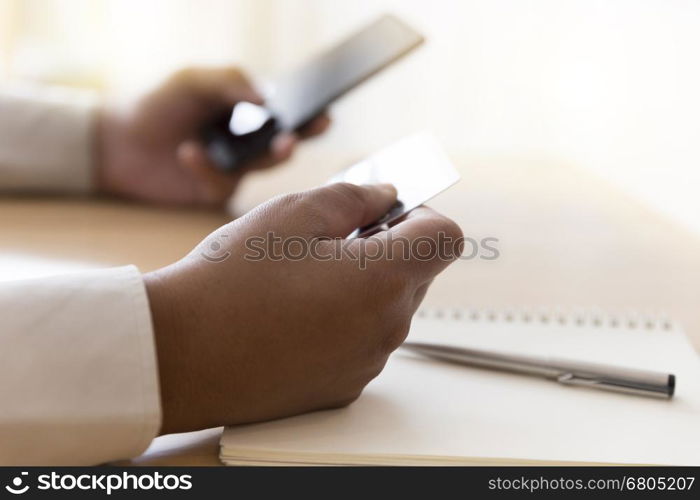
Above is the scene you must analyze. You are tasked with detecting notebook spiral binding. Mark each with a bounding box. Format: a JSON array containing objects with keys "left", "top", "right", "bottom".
[{"left": 415, "top": 307, "right": 674, "bottom": 331}]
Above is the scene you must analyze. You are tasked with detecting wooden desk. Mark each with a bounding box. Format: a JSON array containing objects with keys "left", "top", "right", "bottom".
[{"left": 2, "top": 156, "right": 699, "bottom": 465}]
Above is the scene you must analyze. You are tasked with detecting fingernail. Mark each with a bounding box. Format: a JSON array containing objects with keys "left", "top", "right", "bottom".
[
  {"left": 375, "top": 183, "right": 397, "bottom": 197},
  {"left": 271, "top": 133, "right": 296, "bottom": 156}
]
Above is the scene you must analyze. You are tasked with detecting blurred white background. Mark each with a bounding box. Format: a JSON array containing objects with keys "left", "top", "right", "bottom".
[{"left": 1, "top": 0, "right": 699, "bottom": 232}]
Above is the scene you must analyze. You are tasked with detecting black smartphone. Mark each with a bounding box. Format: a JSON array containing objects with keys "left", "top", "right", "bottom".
[{"left": 202, "top": 14, "right": 424, "bottom": 172}]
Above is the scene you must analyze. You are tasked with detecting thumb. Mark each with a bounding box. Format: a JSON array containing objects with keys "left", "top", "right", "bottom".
[
  {"left": 286, "top": 183, "right": 397, "bottom": 238},
  {"left": 172, "top": 67, "right": 264, "bottom": 106}
]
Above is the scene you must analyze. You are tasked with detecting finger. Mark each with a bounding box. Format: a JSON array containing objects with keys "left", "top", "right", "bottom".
[
  {"left": 284, "top": 183, "right": 398, "bottom": 238},
  {"left": 178, "top": 140, "right": 240, "bottom": 205},
  {"left": 241, "top": 132, "right": 298, "bottom": 173},
  {"left": 376, "top": 206, "right": 464, "bottom": 284},
  {"left": 270, "top": 132, "right": 297, "bottom": 161},
  {"left": 297, "top": 112, "right": 331, "bottom": 138},
  {"left": 173, "top": 66, "right": 264, "bottom": 106},
  {"left": 247, "top": 115, "right": 328, "bottom": 172}
]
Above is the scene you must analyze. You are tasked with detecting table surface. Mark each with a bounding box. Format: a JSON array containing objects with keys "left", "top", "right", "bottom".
[{"left": 2, "top": 155, "right": 699, "bottom": 466}]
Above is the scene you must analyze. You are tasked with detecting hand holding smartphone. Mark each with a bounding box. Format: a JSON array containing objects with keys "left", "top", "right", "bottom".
[{"left": 202, "top": 14, "right": 424, "bottom": 172}]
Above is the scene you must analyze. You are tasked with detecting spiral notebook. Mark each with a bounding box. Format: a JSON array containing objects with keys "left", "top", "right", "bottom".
[{"left": 220, "top": 307, "right": 700, "bottom": 465}]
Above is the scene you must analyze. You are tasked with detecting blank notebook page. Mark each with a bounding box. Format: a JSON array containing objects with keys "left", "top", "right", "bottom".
[{"left": 220, "top": 308, "right": 700, "bottom": 465}]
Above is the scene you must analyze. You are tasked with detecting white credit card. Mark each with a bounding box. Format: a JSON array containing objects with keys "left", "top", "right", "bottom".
[{"left": 328, "top": 132, "right": 460, "bottom": 237}]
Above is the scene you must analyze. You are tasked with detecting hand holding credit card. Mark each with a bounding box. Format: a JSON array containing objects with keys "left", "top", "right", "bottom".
[{"left": 327, "top": 132, "right": 460, "bottom": 238}]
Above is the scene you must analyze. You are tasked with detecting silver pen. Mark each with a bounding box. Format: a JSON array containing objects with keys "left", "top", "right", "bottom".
[{"left": 401, "top": 342, "right": 675, "bottom": 399}]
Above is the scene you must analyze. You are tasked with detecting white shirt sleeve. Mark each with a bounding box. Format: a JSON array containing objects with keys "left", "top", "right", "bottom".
[
  {"left": 0, "top": 86, "right": 96, "bottom": 193},
  {"left": 0, "top": 266, "right": 162, "bottom": 465}
]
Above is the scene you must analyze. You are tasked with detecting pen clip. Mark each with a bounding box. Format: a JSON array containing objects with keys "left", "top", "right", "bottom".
[
  {"left": 557, "top": 373, "right": 599, "bottom": 387},
  {"left": 556, "top": 372, "right": 671, "bottom": 399}
]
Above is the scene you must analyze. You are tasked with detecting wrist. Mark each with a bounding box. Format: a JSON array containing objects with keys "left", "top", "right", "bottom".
[
  {"left": 144, "top": 267, "right": 192, "bottom": 435},
  {"left": 94, "top": 106, "right": 134, "bottom": 197}
]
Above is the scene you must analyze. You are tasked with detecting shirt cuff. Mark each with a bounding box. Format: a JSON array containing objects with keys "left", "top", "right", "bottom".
[
  {"left": 0, "top": 265, "right": 162, "bottom": 465},
  {"left": 0, "top": 85, "right": 97, "bottom": 194}
]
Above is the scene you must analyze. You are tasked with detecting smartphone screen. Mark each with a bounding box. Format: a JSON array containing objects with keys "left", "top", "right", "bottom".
[
  {"left": 204, "top": 14, "right": 424, "bottom": 171},
  {"left": 266, "top": 14, "right": 424, "bottom": 130}
]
